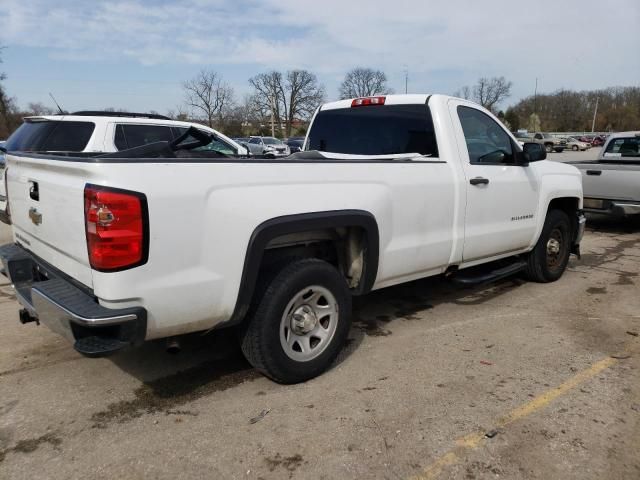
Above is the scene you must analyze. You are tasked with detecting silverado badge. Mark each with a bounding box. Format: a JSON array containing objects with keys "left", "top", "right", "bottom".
[{"left": 29, "top": 207, "right": 42, "bottom": 225}]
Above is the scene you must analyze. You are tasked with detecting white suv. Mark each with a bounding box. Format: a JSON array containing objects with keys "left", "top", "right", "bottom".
[
  {"left": 0, "top": 111, "right": 248, "bottom": 223},
  {"left": 0, "top": 111, "right": 247, "bottom": 155},
  {"left": 245, "top": 136, "right": 291, "bottom": 157}
]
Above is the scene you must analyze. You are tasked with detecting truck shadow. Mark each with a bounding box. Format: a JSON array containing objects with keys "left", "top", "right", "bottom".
[
  {"left": 108, "top": 271, "right": 528, "bottom": 408},
  {"left": 585, "top": 214, "right": 640, "bottom": 234}
]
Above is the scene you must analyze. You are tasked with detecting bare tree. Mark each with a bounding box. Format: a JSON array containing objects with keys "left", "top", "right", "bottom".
[
  {"left": 284, "top": 70, "right": 325, "bottom": 137},
  {"left": 249, "top": 70, "right": 324, "bottom": 137},
  {"left": 454, "top": 77, "right": 512, "bottom": 113},
  {"left": 0, "top": 47, "right": 12, "bottom": 136},
  {"left": 183, "top": 70, "right": 234, "bottom": 128},
  {"left": 339, "top": 68, "right": 392, "bottom": 99},
  {"left": 474, "top": 77, "right": 512, "bottom": 113},
  {"left": 27, "top": 102, "right": 55, "bottom": 116},
  {"left": 249, "top": 71, "right": 285, "bottom": 136},
  {"left": 453, "top": 85, "right": 471, "bottom": 100}
]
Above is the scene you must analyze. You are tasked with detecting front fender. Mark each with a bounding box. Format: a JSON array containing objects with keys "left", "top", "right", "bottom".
[{"left": 530, "top": 162, "right": 583, "bottom": 249}]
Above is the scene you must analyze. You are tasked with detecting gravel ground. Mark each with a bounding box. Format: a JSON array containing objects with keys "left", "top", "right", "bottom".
[{"left": 0, "top": 216, "right": 638, "bottom": 480}]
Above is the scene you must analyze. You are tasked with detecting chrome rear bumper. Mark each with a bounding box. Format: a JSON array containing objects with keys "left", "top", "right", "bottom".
[{"left": 0, "top": 243, "right": 146, "bottom": 357}]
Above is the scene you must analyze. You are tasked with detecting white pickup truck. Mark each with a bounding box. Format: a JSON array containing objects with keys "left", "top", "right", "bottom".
[{"left": 0, "top": 94, "right": 585, "bottom": 383}]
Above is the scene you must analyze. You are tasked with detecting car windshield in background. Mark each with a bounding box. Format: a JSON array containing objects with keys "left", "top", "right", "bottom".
[
  {"left": 604, "top": 137, "right": 640, "bottom": 157},
  {"left": 262, "top": 137, "right": 282, "bottom": 145},
  {"left": 5, "top": 120, "right": 95, "bottom": 152},
  {"left": 175, "top": 128, "right": 236, "bottom": 155},
  {"left": 307, "top": 104, "right": 439, "bottom": 156}
]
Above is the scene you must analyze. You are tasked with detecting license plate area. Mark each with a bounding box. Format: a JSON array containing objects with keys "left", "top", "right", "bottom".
[{"left": 584, "top": 198, "right": 604, "bottom": 209}]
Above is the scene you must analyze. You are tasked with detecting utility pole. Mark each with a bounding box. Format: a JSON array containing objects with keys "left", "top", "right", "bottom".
[
  {"left": 591, "top": 97, "right": 599, "bottom": 133},
  {"left": 533, "top": 77, "right": 538, "bottom": 115},
  {"left": 403, "top": 66, "right": 408, "bottom": 94},
  {"left": 269, "top": 94, "right": 275, "bottom": 137}
]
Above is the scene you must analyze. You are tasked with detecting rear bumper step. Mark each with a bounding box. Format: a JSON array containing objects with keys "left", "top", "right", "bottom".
[{"left": 0, "top": 243, "right": 146, "bottom": 357}]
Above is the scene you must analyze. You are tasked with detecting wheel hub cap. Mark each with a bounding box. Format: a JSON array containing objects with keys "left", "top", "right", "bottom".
[
  {"left": 290, "top": 305, "right": 318, "bottom": 334},
  {"left": 547, "top": 238, "right": 561, "bottom": 255}
]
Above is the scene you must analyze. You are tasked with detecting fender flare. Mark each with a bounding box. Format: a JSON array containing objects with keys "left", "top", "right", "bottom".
[{"left": 225, "top": 210, "right": 380, "bottom": 326}]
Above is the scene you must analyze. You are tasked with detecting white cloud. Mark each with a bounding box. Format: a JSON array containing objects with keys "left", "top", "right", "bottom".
[{"left": 1, "top": 0, "right": 638, "bottom": 100}]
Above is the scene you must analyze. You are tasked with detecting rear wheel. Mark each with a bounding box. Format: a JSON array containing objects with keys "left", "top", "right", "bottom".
[
  {"left": 545, "top": 143, "right": 553, "bottom": 153},
  {"left": 240, "top": 258, "right": 352, "bottom": 383},
  {"left": 524, "top": 209, "right": 572, "bottom": 283}
]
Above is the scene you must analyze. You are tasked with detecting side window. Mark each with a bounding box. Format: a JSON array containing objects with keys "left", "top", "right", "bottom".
[
  {"left": 457, "top": 106, "right": 514, "bottom": 164},
  {"left": 114, "top": 125, "right": 128, "bottom": 150},
  {"left": 249, "top": 138, "right": 260, "bottom": 144},
  {"left": 115, "top": 124, "right": 175, "bottom": 150}
]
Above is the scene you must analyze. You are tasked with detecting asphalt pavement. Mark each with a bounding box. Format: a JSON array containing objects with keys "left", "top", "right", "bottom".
[{"left": 0, "top": 216, "right": 638, "bottom": 479}]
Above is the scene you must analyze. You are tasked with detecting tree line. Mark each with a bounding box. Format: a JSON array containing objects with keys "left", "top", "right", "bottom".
[
  {"left": 503, "top": 86, "right": 640, "bottom": 133},
  {"left": 1, "top": 45, "right": 638, "bottom": 139}
]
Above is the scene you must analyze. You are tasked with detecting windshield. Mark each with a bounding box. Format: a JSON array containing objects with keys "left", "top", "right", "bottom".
[
  {"left": 307, "top": 104, "right": 439, "bottom": 156},
  {"left": 604, "top": 137, "right": 640, "bottom": 157},
  {"left": 262, "top": 137, "right": 282, "bottom": 145},
  {"left": 5, "top": 120, "right": 95, "bottom": 152},
  {"left": 176, "top": 128, "right": 236, "bottom": 155}
]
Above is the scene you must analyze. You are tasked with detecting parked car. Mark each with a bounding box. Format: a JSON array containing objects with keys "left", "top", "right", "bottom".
[
  {"left": 285, "top": 137, "right": 305, "bottom": 153},
  {"left": 570, "top": 131, "right": 640, "bottom": 218},
  {"left": 565, "top": 137, "right": 591, "bottom": 151},
  {"left": 591, "top": 136, "right": 606, "bottom": 147},
  {"left": 0, "top": 94, "right": 585, "bottom": 383},
  {"left": 0, "top": 140, "right": 5, "bottom": 165},
  {"left": 245, "top": 136, "right": 291, "bottom": 157},
  {"left": 0, "top": 112, "right": 249, "bottom": 224},
  {"left": 512, "top": 131, "right": 531, "bottom": 147},
  {"left": 575, "top": 135, "right": 593, "bottom": 146},
  {"left": 531, "top": 132, "right": 566, "bottom": 153}
]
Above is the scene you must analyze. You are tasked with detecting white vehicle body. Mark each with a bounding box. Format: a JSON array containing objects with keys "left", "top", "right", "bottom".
[{"left": 0, "top": 95, "right": 585, "bottom": 380}]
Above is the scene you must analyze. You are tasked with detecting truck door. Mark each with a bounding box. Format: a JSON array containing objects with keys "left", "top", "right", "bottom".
[{"left": 448, "top": 100, "right": 540, "bottom": 262}]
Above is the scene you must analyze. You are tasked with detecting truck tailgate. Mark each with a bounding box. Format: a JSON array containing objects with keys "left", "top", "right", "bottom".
[
  {"left": 5, "top": 154, "right": 94, "bottom": 287},
  {"left": 577, "top": 162, "right": 640, "bottom": 201}
]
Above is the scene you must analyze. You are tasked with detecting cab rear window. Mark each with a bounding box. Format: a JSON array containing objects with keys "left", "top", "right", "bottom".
[
  {"left": 307, "top": 104, "right": 439, "bottom": 157},
  {"left": 5, "top": 121, "right": 95, "bottom": 152}
]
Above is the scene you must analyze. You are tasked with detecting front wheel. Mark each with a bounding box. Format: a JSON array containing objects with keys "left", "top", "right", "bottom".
[
  {"left": 240, "top": 259, "right": 352, "bottom": 383},
  {"left": 572, "top": 145, "right": 579, "bottom": 151},
  {"left": 524, "top": 209, "right": 572, "bottom": 283}
]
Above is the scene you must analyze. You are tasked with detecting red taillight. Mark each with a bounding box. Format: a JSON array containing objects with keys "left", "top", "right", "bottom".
[
  {"left": 84, "top": 185, "right": 148, "bottom": 271},
  {"left": 351, "top": 96, "right": 386, "bottom": 107}
]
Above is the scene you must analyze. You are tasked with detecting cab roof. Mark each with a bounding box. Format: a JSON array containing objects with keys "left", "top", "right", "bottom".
[{"left": 320, "top": 94, "right": 443, "bottom": 111}]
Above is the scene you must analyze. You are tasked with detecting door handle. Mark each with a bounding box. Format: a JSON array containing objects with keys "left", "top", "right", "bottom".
[
  {"left": 470, "top": 177, "right": 489, "bottom": 185},
  {"left": 586, "top": 170, "right": 602, "bottom": 176}
]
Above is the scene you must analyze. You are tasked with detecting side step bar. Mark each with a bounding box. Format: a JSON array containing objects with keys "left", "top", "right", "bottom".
[{"left": 450, "top": 260, "right": 527, "bottom": 287}]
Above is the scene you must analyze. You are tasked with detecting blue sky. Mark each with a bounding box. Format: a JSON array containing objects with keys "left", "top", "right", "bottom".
[{"left": 1, "top": 0, "right": 638, "bottom": 114}]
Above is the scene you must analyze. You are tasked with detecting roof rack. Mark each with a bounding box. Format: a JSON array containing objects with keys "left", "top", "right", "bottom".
[{"left": 69, "top": 111, "right": 172, "bottom": 120}]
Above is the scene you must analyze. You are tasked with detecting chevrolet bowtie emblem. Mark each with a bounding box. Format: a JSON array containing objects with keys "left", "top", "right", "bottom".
[{"left": 29, "top": 207, "right": 42, "bottom": 225}]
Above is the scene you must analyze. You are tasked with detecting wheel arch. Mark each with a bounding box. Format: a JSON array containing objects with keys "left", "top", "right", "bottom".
[
  {"left": 225, "top": 210, "right": 379, "bottom": 327},
  {"left": 534, "top": 196, "right": 582, "bottom": 254}
]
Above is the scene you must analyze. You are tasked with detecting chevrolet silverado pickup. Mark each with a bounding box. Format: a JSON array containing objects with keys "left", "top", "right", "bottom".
[
  {"left": 569, "top": 131, "right": 640, "bottom": 217},
  {"left": 0, "top": 94, "right": 585, "bottom": 383}
]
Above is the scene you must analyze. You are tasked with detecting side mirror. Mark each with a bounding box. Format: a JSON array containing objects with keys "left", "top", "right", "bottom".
[{"left": 522, "top": 142, "right": 547, "bottom": 162}]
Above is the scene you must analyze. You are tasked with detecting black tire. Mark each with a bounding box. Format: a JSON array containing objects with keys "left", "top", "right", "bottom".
[
  {"left": 524, "top": 209, "right": 572, "bottom": 283},
  {"left": 240, "top": 258, "right": 352, "bottom": 383},
  {"left": 545, "top": 143, "right": 553, "bottom": 153},
  {"left": 572, "top": 145, "right": 578, "bottom": 151}
]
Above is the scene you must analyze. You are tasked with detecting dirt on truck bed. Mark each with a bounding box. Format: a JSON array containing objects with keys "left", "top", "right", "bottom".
[{"left": 0, "top": 217, "right": 639, "bottom": 480}]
